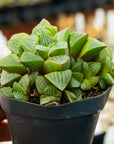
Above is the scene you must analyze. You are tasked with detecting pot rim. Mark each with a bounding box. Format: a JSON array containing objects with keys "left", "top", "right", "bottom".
[
  {"left": 0, "top": 86, "right": 112, "bottom": 107},
  {"left": 0, "top": 86, "right": 112, "bottom": 119}
]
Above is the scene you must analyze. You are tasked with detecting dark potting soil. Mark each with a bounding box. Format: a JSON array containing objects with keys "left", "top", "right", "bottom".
[{"left": 29, "top": 87, "right": 105, "bottom": 105}]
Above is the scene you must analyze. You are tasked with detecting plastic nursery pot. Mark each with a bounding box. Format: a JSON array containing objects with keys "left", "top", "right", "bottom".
[{"left": 0, "top": 87, "right": 112, "bottom": 144}]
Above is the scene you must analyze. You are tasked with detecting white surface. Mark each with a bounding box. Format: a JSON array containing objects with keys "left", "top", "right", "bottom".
[
  {"left": 0, "top": 31, "right": 11, "bottom": 60},
  {"left": 103, "top": 125, "right": 114, "bottom": 144},
  {"left": 93, "top": 8, "right": 105, "bottom": 29},
  {"left": 0, "top": 142, "right": 12, "bottom": 144},
  {"left": 75, "top": 12, "right": 85, "bottom": 32},
  {"left": 95, "top": 116, "right": 103, "bottom": 135}
]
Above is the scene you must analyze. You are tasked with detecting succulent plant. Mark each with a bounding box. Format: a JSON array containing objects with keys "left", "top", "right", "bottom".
[{"left": 0, "top": 19, "right": 114, "bottom": 106}]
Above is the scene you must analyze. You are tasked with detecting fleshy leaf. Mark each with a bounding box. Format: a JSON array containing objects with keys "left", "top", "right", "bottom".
[
  {"left": 1, "top": 71, "right": 21, "bottom": 86},
  {"left": 44, "top": 25, "right": 57, "bottom": 36},
  {"left": 36, "top": 45, "right": 50, "bottom": 60},
  {"left": 39, "top": 31, "right": 55, "bottom": 46},
  {"left": 68, "top": 72, "right": 83, "bottom": 88},
  {"left": 71, "top": 58, "right": 83, "bottom": 72},
  {"left": 18, "top": 74, "right": 30, "bottom": 93},
  {"left": 70, "top": 56, "right": 75, "bottom": 68},
  {"left": 48, "top": 41, "right": 69, "bottom": 57},
  {"left": 99, "top": 78, "right": 107, "bottom": 90},
  {"left": 64, "top": 90, "right": 81, "bottom": 102},
  {"left": 32, "top": 19, "right": 55, "bottom": 36},
  {"left": 35, "top": 76, "right": 50, "bottom": 94},
  {"left": 40, "top": 95, "right": 60, "bottom": 105},
  {"left": 54, "top": 28, "right": 69, "bottom": 42},
  {"left": 20, "top": 35, "right": 39, "bottom": 52},
  {"left": 81, "top": 76, "right": 99, "bottom": 90},
  {"left": 0, "top": 54, "right": 27, "bottom": 74},
  {"left": 71, "top": 88, "right": 82, "bottom": 100},
  {"left": 45, "top": 70, "right": 72, "bottom": 91},
  {"left": 44, "top": 55, "right": 70, "bottom": 73},
  {"left": 100, "top": 56, "right": 112, "bottom": 74},
  {"left": 79, "top": 37, "right": 106, "bottom": 61},
  {"left": 29, "top": 72, "right": 38, "bottom": 88},
  {"left": 43, "top": 85, "right": 62, "bottom": 97},
  {"left": 1, "top": 87, "right": 14, "bottom": 98},
  {"left": 102, "top": 73, "right": 114, "bottom": 85},
  {"left": 110, "top": 72, "right": 114, "bottom": 79},
  {"left": 88, "top": 62, "right": 101, "bottom": 76},
  {"left": 20, "top": 52, "right": 44, "bottom": 71},
  {"left": 69, "top": 32, "right": 88, "bottom": 58},
  {"left": 13, "top": 91, "right": 29, "bottom": 101},
  {"left": 98, "top": 47, "right": 113, "bottom": 62},
  {"left": 83, "top": 62, "right": 90, "bottom": 78},
  {"left": 111, "top": 63, "right": 114, "bottom": 71},
  {"left": 13, "top": 82, "right": 26, "bottom": 94},
  {"left": 7, "top": 33, "right": 28, "bottom": 55}
]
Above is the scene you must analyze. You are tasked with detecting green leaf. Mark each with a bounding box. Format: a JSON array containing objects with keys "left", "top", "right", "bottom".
[
  {"left": 44, "top": 55, "right": 70, "bottom": 73},
  {"left": 69, "top": 32, "right": 88, "bottom": 58},
  {"left": 29, "top": 72, "right": 38, "bottom": 88},
  {"left": 20, "top": 52, "right": 44, "bottom": 71},
  {"left": 40, "top": 95, "right": 60, "bottom": 105},
  {"left": 44, "top": 25, "right": 57, "bottom": 36},
  {"left": 13, "top": 82, "right": 26, "bottom": 94},
  {"left": 83, "top": 62, "right": 101, "bottom": 78},
  {"left": 79, "top": 37, "right": 106, "bottom": 61},
  {"left": 68, "top": 72, "right": 83, "bottom": 88},
  {"left": 111, "top": 63, "right": 114, "bottom": 71},
  {"left": 35, "top": 76, "right": 50, "bottom": 94},
  {"left": 36, "top": 45, "right": 49, "bottom": 60},
  {"left": 13, "top": 91, "right": 29, "bottom": 101},
  {"left": 81, "top": 76, "right": 99, "bottom": 90},
  {"left": 7, "top": 33, "right": 28, "bottom": 55},
  {"left": 102, "top": 73, "right": 114, "bottom": 85},
  {"left": 71, "top": 58, "right": 83, "bottom": 72},
  {"left": 1, "top": 71, "right": 21, "bottom": 86},
  {"left": 45, "top": 70, "right": 72, "bottom": 91},
  {"left": 20, "top": 35, "right": 39, "bottom": 52},
  {"left": 32, "top": 19, "right": 55, "bottom": 36},
  {"left": 98, "top": 47, "right": 113, "bottom": 62},
  {"left": 100, "top": 56, "right": 112, "bottom": 74},
  {"left": 88, "top": 62, "right": 101, "bottom": 76},
  {"left": 43, "top": 85, "right": 62, "bottom": 97},
  {"left": 54, "top": 27, "right": 69, "bottom": 42},
  {"left": 99, "top": 78, "right": 107, "bottom": 90},
  {"left": 71, "top": 88, "right": 82, "bottom": 99},
  {"left": 18, "top": 74, "right": 30, "bottom": 93},
  {"left": 110, "top": 72, "right": 114, "bottom": 79},
  {"left": 70, "top": 56, "right": 75, "bottom": 68},
  {"left": 39, "top": 31, "right": 55, "bottom": 46},
  {"left": 0, "top": 54, "right": 27, "bottom": 74},
  {"left": 48, "top": 41, "right": 69, "bottom": 57},
  {"left": 64, "top": 90, "right": 81, "bottom": 102},
  {"left": 1, "top": 87, "right": 14, "bottom": 98}
]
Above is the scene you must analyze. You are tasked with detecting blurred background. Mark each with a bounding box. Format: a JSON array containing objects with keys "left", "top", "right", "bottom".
[{"left": 0, "top": 0, "right": 114, "bottom": 144}]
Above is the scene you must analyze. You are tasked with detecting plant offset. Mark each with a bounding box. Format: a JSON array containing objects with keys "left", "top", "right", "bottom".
[{"left": 0, "top": 19, "right": 114, "bottom": 106}]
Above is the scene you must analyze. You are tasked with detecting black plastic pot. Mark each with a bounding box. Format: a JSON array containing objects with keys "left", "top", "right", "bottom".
[{"left": 0, "top": 87, "right": 112, "bottom": 144}]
